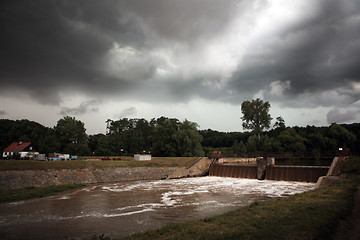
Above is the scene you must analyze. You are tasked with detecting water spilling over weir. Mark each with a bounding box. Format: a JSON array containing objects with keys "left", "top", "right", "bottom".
[
  {"left": 209, "top": 164, "right": 329, "bottom": 182},
  {"left": 0, "top": 177, "right": 314, "bottom": 240}
]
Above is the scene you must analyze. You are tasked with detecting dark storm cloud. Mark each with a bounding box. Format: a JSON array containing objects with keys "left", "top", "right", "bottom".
[
  {"left": 327, "top": 108, "right": 358, "bottom": 124},
  {"left": 0, "top": 0, "right": 239, "bottom": 105},
  {"left": 59, "top": 100, "right": 99, "bottom": 115},
  {"left": 1, "top": 0, "right": 359, "bottom": 109},
  {"left": 122, "top": 0, "right": 237, "bottom": 44},
  {"left": 0, "top": 0, "right": 145, "bottom": 104},
  {"left": 228, "top": 0, "right": 360, "bottom": 106}
]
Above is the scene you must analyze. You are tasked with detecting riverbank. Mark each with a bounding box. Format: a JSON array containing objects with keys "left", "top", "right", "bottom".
[
  {"left": 0, "top": 167, "right": 178, "bottom": 189},
  {"left": 0, "top": 184, "right": 86, "bottom": 202}
]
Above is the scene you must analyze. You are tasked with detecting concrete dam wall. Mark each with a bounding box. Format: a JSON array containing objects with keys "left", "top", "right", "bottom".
[{"left": 0, "top": 167, "right": 178, "bottom": 189}]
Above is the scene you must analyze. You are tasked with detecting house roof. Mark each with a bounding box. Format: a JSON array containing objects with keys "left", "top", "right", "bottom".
[{"left": 3, "top": 142, "right": 32, "bottom": 153}]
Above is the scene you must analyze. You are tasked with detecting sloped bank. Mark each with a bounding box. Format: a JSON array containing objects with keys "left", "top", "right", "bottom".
[{"left": 0, "top": 167, "right": 178, "bottom": 189}]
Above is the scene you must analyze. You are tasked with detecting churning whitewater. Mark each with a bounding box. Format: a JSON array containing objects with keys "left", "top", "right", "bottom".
[{"left": 0, "top": 177, "right": 314, "bottom": 239}]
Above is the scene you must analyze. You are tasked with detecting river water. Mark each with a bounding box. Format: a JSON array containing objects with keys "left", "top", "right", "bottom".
[{"left": 0, "top": 177, "right": 314, "bottom": 239}]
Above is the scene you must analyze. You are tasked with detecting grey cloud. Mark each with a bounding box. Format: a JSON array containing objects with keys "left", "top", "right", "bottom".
[
  {"left": 228, "top": 0, "right": 360, "bottom": 107},
  {"left": 1, "top": 0, "right": 359, "bottom": 110},
  {"left": 59, "top": 100, "right": 99, "bottom": 116},
  {"left": 0, "top": 1, "right": 144, "bottom": 105},
  {"left": 0, "top": 0, "right": 236, "bottom": 105},
  {"left": 123, "top": 0, "right": 238, "bottom": 44},
  {"left": 326, "top": 108, "right": 358, "bottom": 124},
  {"left": 0, "top": 110, "right": 6, "bottom": 116},
  {"left": 118, "top": 107, "right": 137, "bottom": 118}
]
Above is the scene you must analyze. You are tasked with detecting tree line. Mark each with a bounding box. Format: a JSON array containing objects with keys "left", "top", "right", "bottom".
[
  {"left": 0, "top": 99, "right": 359, "bottom": 157},
  {"left": 0, "top": 116, "right": 204, "bottom": 157}
]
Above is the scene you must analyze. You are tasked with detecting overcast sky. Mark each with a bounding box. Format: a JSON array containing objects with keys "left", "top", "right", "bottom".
[{"left": 1, "top": 0, "right": 360, "bottom": 134}]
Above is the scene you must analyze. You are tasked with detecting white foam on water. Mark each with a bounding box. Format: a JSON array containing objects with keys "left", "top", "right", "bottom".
[
  {"left": 103, "top": 208, "right": 155, "bottom": 217},
  {"left": 57, "top": 195, "right": 71, "bottom": 200},
  {"left": 161, "top": 192, "right": 179, "bottom": 206}
]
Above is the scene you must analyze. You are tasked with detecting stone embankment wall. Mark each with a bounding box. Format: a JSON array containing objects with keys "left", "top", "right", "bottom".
[{"left": 0, "top": 167, "right": 178, "bottom": 189}]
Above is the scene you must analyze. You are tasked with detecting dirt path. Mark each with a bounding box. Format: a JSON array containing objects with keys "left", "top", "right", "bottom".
[{"left": 333, "top": 185, "right": 360, "bottom": 240}]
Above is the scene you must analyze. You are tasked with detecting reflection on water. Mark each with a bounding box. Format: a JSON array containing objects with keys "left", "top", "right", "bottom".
[{"left": 0, "top": 177, "right": 314, "bottom": 239}]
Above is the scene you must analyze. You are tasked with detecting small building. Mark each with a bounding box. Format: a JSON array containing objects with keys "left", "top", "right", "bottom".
[
  {"left": 134, "top": 154, "right": 152, "bottom": 161},
  {"left": 2, "top": 142, "right": 39, "bottom": 159}
]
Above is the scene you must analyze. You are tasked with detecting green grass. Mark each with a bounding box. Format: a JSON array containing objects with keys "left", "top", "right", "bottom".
[
  {"left": 0, "top": 183, "right": 86, "bottom": 202},
  {"left": 0, "top": 157, "right": 199, "bottom": 171},
  {"left": 340, "top": 156, "right": 360, "bottom": 175},
  {"left": 121, "top": 178, "right": 360, "bottom": 240}
]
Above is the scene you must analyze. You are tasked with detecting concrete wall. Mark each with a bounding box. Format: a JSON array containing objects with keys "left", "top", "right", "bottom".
[
  {"left": 134, "top": 154, "right": 152, "bottom": 161},
  {"left": 0, "top": 167, "right": 178, "bottom": 189},
  {"left": 218, "top": 158, "right": 257, "bottom": 164}
]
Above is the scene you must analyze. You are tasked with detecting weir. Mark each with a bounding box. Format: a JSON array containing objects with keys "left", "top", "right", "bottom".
[
  {"left": 265, "top": 165, "right": 329, "bottom": 182},
  {"left": 208, "top": 157, "right": 332, "bottom": 183},
  {"left": 209, "top": 164, "right": 257, "bottom": 179}
]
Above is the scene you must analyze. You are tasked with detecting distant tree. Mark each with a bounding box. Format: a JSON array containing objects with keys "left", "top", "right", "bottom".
[
  {"left": 151, "top": 117, "right": 204, "bottom": 157},
  {"left": 39, "top": 129, "right": 61, "bottom": 154},
  {"left": 151, "top": 117, "right": 180, "bottom": 157},
  {"left": 274, "top": 116, "right": 286, "bottom": 130},
  {"left": 55, "top": 116, "right": 90, "bottom": 155},
  {"left": 94, "top": 134, "right": 117, "bottom": 156},
  {"left": 232, "top": 139, "right": 246, "bottom": 154},
  {"left": 277, "top": 128, "right": 306, "bottom": 152},
  {"left": 327, "top": 123, "right": 357, "bottom": 150},
  {"left": 106, "top": 118, "right": 152, "bottom": 155},
  {"left": 175, "top": 120, "right": 204, "bottom": 157},
  {"left": 246, "top": 135, "right": 258, "bottom": 152},
  {"left": 241, "top": 98, "right": 272, "bottom": 140}
]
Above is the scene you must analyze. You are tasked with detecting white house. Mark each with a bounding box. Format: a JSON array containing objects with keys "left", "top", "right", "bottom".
[{"left": 2, "top": 142, "right": 38, "bottom": 159}]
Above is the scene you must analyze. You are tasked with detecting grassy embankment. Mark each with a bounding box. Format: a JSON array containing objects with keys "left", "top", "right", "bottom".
[
  {"left": 0, "top": 183, "right": 86, "bottom": 202},
  {"left": 119, "top": 157, "right": 360, "bottom": 240},
  {"left": 0, "top": 157, "right": 199, "bottom": 171}
]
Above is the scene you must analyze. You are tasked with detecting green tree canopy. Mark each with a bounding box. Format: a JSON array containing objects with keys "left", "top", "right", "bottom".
[
  {"left": 175, "top": 120, "right": 204, "bottom": 157},
  {"left": 241, "top": 98, "right": 272, "bottom": 140},
  {"left": 55, "top": 116, "right": 90, "bottom": 155},
  {"left": 151, "top": 117, "right": 204, "bottom": 157}
]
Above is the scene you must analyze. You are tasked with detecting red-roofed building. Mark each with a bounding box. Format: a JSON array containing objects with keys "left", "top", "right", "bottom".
[{"left": 2, "top": 142, "right": 38, "bottom": 159}]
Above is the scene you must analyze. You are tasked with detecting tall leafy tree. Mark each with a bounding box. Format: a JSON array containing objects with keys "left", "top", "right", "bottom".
[
  {"left": 241, "top": 98, "right": 272, "bottom": 140},
  {"left": 151, "top": 117, "right": 180, "bottom": 156},
  {"left": 55, "top": 116, "right": 90, "bottom": 155},
  {"left": 175, "top": 120, "right": 204, "bottom": 157}
]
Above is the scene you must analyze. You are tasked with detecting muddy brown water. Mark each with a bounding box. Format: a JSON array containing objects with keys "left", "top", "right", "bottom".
[{"left": 0, "top": 177, "right": 314, "bottom": 239}]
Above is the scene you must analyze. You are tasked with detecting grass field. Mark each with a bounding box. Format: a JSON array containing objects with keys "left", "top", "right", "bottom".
[
  {"left": 0, "top": 184, "right": 86, "bottom": 202},
  {"left": 0, "top": 157, "right": 199, "bottom": 171}
]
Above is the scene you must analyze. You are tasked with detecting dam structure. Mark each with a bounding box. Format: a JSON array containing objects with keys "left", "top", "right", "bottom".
[{"left": 170, "top": 152, "right": 347, "bottom": 183}]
